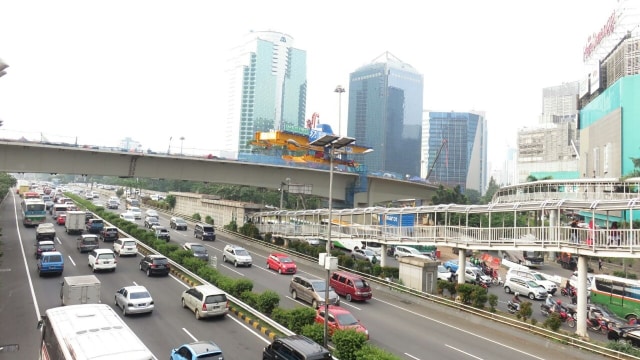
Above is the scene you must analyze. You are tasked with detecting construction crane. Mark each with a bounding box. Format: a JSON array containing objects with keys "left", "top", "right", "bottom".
[{"left": 425, "top": 139, "right": 448, "bottom": 181}]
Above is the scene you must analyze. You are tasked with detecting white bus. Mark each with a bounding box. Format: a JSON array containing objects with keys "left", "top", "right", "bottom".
[{"left": 37, "top": 304, "right": 154, "bottom": 360}]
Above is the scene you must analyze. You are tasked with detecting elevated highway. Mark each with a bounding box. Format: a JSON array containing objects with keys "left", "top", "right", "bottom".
[{"left": 0, "top": 140, "right": 437, "bottom": 206}]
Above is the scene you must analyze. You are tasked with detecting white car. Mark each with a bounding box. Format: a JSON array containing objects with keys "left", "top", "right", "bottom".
[
  {"left": 113, "top": 238, "right": 137, "bottom": 257},
  {"left": 129, "top": 207, "right": 142, "bottom": 219},
  {"left": 120, "top": 212, "right": 136, "bottom": 223},
  {"left": 114, "top": 285, "right": 154, "bottom": 315},
  {"left": 145, "top": 209, "right": 159, "bottom": 218},
  {"left": 394, "top": 246, "right": 433, "bottom": 260},
  {"left": 222, "top": 245, "right": 253, "bottom": 267},
  {"left": 437, "top": 265, "right": 452, "bottom": 281},
  {"left": 88, "top": 249, "right": 117, "bottom": 272}
]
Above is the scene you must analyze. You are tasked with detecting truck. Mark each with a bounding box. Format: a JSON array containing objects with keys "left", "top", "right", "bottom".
[
  {"left": 557, "top": 252, "right": 578, "bottom": 271},
  {"left": 35, "top": 223, "right": 56, "bottom": 241},
  {"left": 65, "top": 211, "right": 86, "bottom": 235},
  {"left": 60, "top": 275, "right": 101, "bottom": 306},
  {"left": 502, "top": 250, "right": 544, "bottom": 268}
]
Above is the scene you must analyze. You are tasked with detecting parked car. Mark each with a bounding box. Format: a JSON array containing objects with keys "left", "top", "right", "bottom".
[
  {"left": 76, "top": 234, "right": 99, "bottom": 253},
  {"left": 139, "top": 254, "right": 171, "bottom": 277},
  {"left": 35, "top": 240, "right": 56, "bottom": 259},
  {"left": 443, "top": 259, "right": 479, "bottom": 273},
  {"left": 503, "top": 276, "right": 548, "bottom": 300},
  {"left": 458, "top": 267, "right": 492, "bottom": 286},
  {"left": 437, "top": 265, "right": 453, "bottom": 281},
  {"left": 113, "top": 238, "right": 137, "bottom": 257},
  {"left": 222, "top": 245, "right": 252, "bottom": 267},
  {"left": 394, "top": 245, "right": 433, "bottom": 260},
  {"left": 144, "top": 216, "right": 160, "bottom": 229},
  {"left": 290, "top": 275, "right": 340, "bottom": 309},
  {"left": 351, "top": 248, "right": 377, "bottom": 263},
  {"left": 266, "top": 253, "right": 297, "bottom": 274},
  {"left": 88, "top": 248, "right": 117, "bottom": 272},
  {"left": 330, "top": 271, "right": 372, "bottom": 302},
  {"left": 183, "top": 243, "right": 209, "bottom": 261},
  {"left": 180, "top": 285, "right": 229, "bottom": 319},
  {"left": 194, "top": 223, "right": 216, "bottom": 241},
  {"left": 315, "top": 305, "right": 369, "bottom": 340},
  {"left": 114, "top": 285, "right": 154, "bottom": 316},
  {"left": 170, "top": 216, "right": 188, "bottom": 230},
  {"left": 170, "top": 341, "right": 224, "bottom": 360},
  {"left": 37, "top": 251, "right": 64, "bottom": 276}
]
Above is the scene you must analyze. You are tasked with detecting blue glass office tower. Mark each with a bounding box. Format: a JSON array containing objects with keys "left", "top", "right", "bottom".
[
  {"left": 225, "top": 31, "right": 307, "bottom": 159},
  {"left": 424, "top": 111, "right": 488, "bottom": 193},
  {"left": 347, "top": 52, "right": 423, "bottom": 176}
]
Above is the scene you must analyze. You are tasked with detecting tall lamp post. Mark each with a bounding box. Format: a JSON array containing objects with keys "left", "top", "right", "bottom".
[
  {"left": 279, "top": 178, "right": 291, "bottom": 209},
  {"left": 180, "top": 136, "right": 185, "bottom": 156},
  {"left": 334, "top": 85, "right": 345, "bottom": 136}
]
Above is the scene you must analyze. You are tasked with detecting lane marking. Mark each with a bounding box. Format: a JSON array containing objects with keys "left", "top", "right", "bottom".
[
  {"left": 67, "top": 256, "right": 76, "bottom": 267},
  {"left": 182, "top": 328, "right": 198, "bottom": 342},
  {"left": 445, "top": 344, "right": 483, "bottom": 359},
  {"left": 404, "top": 353, "right": 421, "bottom": 360}
]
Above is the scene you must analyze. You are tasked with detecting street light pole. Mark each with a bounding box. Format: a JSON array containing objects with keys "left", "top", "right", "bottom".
[
  {"left": 334, "top": 85, "right": 345, "bottom": 136},
  {"left": 180, "top": 136, "right": 185, "bottom": 156},
  {"left": 323, "top": 143, "right": 335, "bottom": 348},
  {"left": 279, "top": 178, "right": 290, "bottom": 209}
]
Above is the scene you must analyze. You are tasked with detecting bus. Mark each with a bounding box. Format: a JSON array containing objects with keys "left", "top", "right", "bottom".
[
  {"left": 590, "top": 274, "right": 640, "bottom": 321},
  {"left": 21, "top": 198, "right": 47, "bottom": 227},
  {"left": 24, "top": 191, "right": 42, "bottom": 199},
  {"left": 37, "top": 304, "right": 154, "bottom": 360}
]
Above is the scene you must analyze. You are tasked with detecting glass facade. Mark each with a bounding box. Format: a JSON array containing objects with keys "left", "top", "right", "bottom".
[
  {"left": 424, "top": 112, "right": 487, "bottom": 193},
  {"left": 227, "top": 31, "right": 307, "bottom": 158},
  {"left": 347, "top": 57, "right": 423, "bottom": 177}
]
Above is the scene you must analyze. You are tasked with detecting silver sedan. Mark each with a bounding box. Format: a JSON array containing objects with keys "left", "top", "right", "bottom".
[
  {"left": 351, "top": 248, "right": 378, "bottom": 263},
  {"left": 114, "top": 285, "right": 154, "bottom": 316}
]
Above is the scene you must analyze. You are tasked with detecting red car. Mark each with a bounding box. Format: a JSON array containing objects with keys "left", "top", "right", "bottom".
[
  {"left": 56, "top": 213, "right": 67, "bottom": 225},
  {"left": 315, "top": 305, "right": 369, "bottom": 340},
  {"left": 266, "top": 253, "right": 297, "bottom": 274}
]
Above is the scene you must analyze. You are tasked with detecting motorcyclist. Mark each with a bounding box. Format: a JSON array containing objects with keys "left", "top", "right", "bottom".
[
  {"left": 545, "top": 294, "right": 556, "bottom": 309},
  {"left": 511, "top": 292, "right": 521, "bottom": 311}
]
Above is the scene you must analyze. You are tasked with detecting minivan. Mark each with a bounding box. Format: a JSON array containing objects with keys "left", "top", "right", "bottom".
[
  {"left": 503, "top": 276, "right": 548, "bottom": 300},
  {"left": 181, "top": 285, "right": 228, "bottom": 319},
  {"left": 194, "top": 223, "right": 216, "bottom": 241},
  {"left": 263, "top": 335, "right": 331, "bottom": 360},
  {"left": 330, "top": 271, "right": 372, "bottom": 302},
  {"left": 88, "top": 249, "right": 117, "bottom": 272},
  {"left": 506, "top": 268, "right": 558, "bottom": 294},
  {"left": 76, "top": 234, "right": 99, "bottom": 253},
  {"left": 289, "top": 275, "right": 340, "bottom": 309},
  {"left": 37, "top": 251, "right": 64, "bottom": 276},
  {"left": 113, "top": 238, "right": 137, "bottom": 257}
]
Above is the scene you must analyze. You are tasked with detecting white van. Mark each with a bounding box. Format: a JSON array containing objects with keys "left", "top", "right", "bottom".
[
  {"left": 113, "top": 238, "right": 137, "bottom": 257},
  {"left": 506, "top": 268, "right": 558, "bottom": 294}
]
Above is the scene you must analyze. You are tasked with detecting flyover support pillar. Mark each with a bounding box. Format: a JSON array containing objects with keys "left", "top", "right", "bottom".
[
  {"left": 457, "top": 249, "right": 466, "bottom": 285},
  {"left": 575, "top": 255, "right": 589, "bottom": 337},
  {"left": 380, "top": 244, "right": 387, "bottom": 267},
  {"left": 548, "top": 209, "right": 557, "bottom": 262}
]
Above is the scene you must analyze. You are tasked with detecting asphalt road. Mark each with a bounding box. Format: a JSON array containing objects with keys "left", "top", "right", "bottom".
[{"left": 0, "top": 187, "right": 611, "bottom": 359}]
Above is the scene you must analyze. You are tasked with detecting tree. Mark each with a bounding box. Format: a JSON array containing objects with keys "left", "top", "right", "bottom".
[
  {"left": 464, "top": 189, "right": 481, "bottom": 205},
  {"left": 481, "top": 176, "right": 501, "bottom": 204},
  {"left": 431, "top": 184, "right": 467, "bottom": 205},
  {"left": 165, "top": 194, "right": 176, "bottom": 209}
]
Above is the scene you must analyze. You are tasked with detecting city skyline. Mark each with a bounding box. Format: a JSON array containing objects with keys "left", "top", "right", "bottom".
[{"left": 0, "top": 0, "right": 618, "bottom": 167}]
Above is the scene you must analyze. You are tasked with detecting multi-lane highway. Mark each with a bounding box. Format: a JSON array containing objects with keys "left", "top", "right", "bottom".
[{"left": 0, "top": 188, "right": 609, "bottom": 359}]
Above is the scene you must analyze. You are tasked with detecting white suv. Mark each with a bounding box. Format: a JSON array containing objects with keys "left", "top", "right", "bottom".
[
  {"left": 88, "top": 249, "right": 117, "bottom": 272},
  {"left": 222, "top": 245, "right": 253, "bottom": 267},
  {"left": 503, "top": 276, "right": 548, "bottom": 300},
  {"left": 113, "top": 238, "right": 137, "bottom": 257},
  {"left": 506, "top": 269, "right": 558, "bottom": 295}
]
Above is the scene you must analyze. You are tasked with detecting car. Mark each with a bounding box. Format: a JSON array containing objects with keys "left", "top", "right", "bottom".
[
  {"left": 113, "top": 238, "right": 137, "bottom": 256},
  {"left": 129, "top": 206, "right": 142, "bottom": 219},
  {"left": 458, "top": 267, "right": 492, "bottom": 286},
  {"left": 76, "top": 234, "right": 99, "bottom": 253},
  {"left": 503, "top": 276, "right": 548, "bottom": 300},
  {"left": 181, "top": 285, "right": 229, "bottom": 319},
  {"left": 266, "top": 253, "right": 297, "bottom": 274},
  {"left": 330, "top": 271, "right": 372, "bottom": 302},
  {"left": 100, "top": 226, "right": 119, "bottom": 242},
  {"left": 443, "top": 259, "right": 479, "bottom": 273},
  {"left": 144, "top": 216, "right": 160, "bottom": 228},
  {"left": 222, "top": 244, "right": 252, "bottom": 267},
  {"left": 120, "top": 212, "right": 136, "bottom": 222},
  {"left": 315, "top": 305, "right": 369, "bottom": 340},
  {"left": 145, "top": 209, "right": 159, "bottom": 218},
  {"left": 194, "top": 223, "right": 216, "bottom": 241},
  {"left": 56, "top": 213, "right": 67, "bottom": 225},
  {"left": 170, "top": 340, "right": 224, "bottom": 360},
  {"left": 153, "top": 226, "right": 171, "bottom": 242},
  {"left": 84, "top": 192, "right": 93, "bottom": 200},
  {"left": 351, "top": 248, "right": 377, "bottom": 263},
  {"left": 263, "top": 335, "right": 331, "bottom": 360},
  {"left": 114, "top": 285, "right": 154, "bottom": 316},
  {"left": 88, "top": 248, "right": 117, "bottom": 272},
  {"left": 85, "top": 218, "right": 104, "bottom": 234},
  {"left": 290, "top": 275, "right": 340, "bottom": 308},
  {"left": 437, "top": 265, "right": 453, "bottom": 281},
  {"left": 394, "top": 245, "right": 433, "bottom": 260},
  {"left": 139, "top": 254, "right": 171, "bottom": 276},
  {"left": 170, "top": 216, "right": 188, "bottom": 230},
  {"left": 183, "top": 242, "right": 209, "bottom": 261},
  {"left": 107, "top": 199, "right": 119, "bottom": 209},
  {"left": 37, "top": 251, "right": 64, "bottom": 276},
  {"left": 35, "top": 240, "right": 56, "bottom": 259},
  {"left": 507, "top": 269, "right": 558, "bottom": 295}
]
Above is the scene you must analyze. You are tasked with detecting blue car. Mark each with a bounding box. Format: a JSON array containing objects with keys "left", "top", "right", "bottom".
[
  {"left": 443, "top": 259, "right": 477, "bottom": 273},
  {"left": 170, "top": 341, "right": 223, "bottom": 360},
  {"left": 37, "top": 251, "right": 64, "bottom": 276}
]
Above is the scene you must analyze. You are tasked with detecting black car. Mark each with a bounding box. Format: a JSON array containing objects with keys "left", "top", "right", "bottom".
[
  {"left": 100, "top": 227, "right": 119, "bottom": 242},
  {"left": 170, "top": 217, "right": 188, "bottom": 230},
  {"left": 139, "top": 254, "right": 171, "bottom": 276},
  {"left": 144, "top": 216, "right": 160, "bottom": 229}
]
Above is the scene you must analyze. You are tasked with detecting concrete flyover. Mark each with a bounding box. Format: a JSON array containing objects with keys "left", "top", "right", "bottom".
[{"left": 0, "top": 140, "right": 438, "bottom": 205}]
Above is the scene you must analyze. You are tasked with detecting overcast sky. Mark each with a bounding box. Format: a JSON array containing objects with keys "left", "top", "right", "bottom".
[{"left": 0, "top": 0, "right": 618, "bottom": 169}]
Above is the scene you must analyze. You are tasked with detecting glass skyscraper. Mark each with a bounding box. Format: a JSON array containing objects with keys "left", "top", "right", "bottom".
[
  {"left": 347, "top": 52, "right": 423, "bottom": 177},
  {"left": 423, "top": 111, "right": 488, "bottom": 193},
  {"left": 225, "top": 31, "right": 307, "bottom": 159}
]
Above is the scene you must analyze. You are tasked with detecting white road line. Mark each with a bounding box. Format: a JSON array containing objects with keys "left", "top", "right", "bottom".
[
  {"left": 133, "top": 281, "right": 138, "bottom": 286},
  {"left": 182, "top": 328, "right": 198, "bottom": 342},
  {"left": 56, "top": 236, "right": 62, "bottom": 245},
  {"left": 372, "top": 297, "right": 545, "bottom": 360},
  {"left": 170, "top": 273, "right": 191, "bottom": 288},
  {"left": 404, "top": 353, "right": 421, "bottom": 360},
  {"left": 445, "top": 344, "right": 483, "bottom": 359},
  {"left": 220, "top": 264, "right": 245, "bottom": 276},
  {"left": 339, "top": 302, "right": 361, "bottom": 311},
  {"left": 67, "top": 255, "right": 76, "bottom": 266}
]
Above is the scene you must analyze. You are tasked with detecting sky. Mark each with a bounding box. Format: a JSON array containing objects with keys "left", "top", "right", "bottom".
[{"left": 0, "top": 0, "right": 620, "bottom": 170}]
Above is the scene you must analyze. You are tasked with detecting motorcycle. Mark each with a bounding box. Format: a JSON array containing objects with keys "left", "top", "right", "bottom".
[
  {"left": 507, "top": 300, "right": 520, "bottom": 314},
  {"left": 541, "top": 298, "right": 575, "bottom": 327},
  {"left": 561, "top": 286, "right": 577, "bottom": 297}
]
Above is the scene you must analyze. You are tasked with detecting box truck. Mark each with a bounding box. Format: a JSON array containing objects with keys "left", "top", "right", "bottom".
[
  {"left": 65, "top": 210, "right": 86, "bottom": 235},
  {"left": 60, "top": 275, "right": 101, "bottom": 306}
]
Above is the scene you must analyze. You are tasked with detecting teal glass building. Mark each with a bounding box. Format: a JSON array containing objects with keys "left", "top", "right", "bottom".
[{"left": 347, "top": 52, "right": 423, "bottom": 177}]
